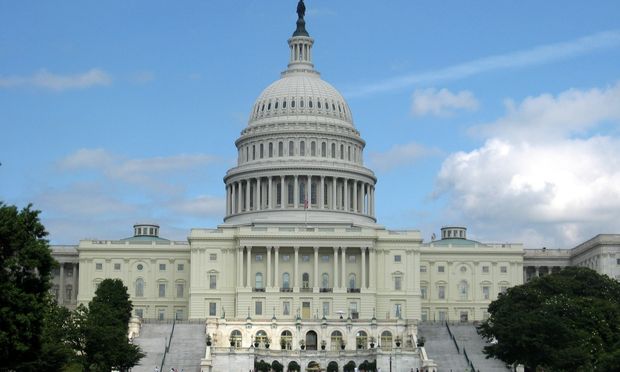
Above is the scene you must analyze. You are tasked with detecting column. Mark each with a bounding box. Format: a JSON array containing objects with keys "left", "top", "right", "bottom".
[
  {"left": 320, "top": 176, "right": 325, "bottom": 209},
  {"left": 332, "top": 178, "right": 337, "bottom": 209},
  {"left": 247, "top": 246, "right": 252, "bottom": 288},
  {"left": 72, "top": 262, "right": 78, "bottom": 302},
  {"left": 237, "top": 182, "right": 242, "bottom": 214},
  {"left": 268, "top": 176, "right": 273, "bottom": 209},
  {"left": 307, "top": 175, "right": 311, "bottom": 208},
  {"left": 343, "top": 179, "right": 349, "bottom": 211},
  {"left": 369, "top": 186, "right": 374, "bottom": 217},
  {"left": 333, "top": 247, "right": 339, "bottom": 289},
  {"left": 341, "top": 247, "right": 347, "bottom": 289},
  {"left": 267, "top": 246, "right": 272, "bottom": 288},
  {"left": 59, "top": 264, "right": 65, "bottom": 304},
  {"left": 294, "top": 175, "right": 299, "bottom": 208},
  {"left": 294, "top": 246, "right": 299, "bottom": 289},
  {"left": 369, "top": 248, "right": 376, "bottom": 290},
  {"left": 361, "top": 247, "right": 366, "bottom": 290},
  {"left": 237, "top": 247, "right": 243, "bottom": 287},
  {"left": 274, "top": 247, "right": 280, "bottom": 287},
  {"left": 313, "top": 246, "right": 319, "bottom": 289},
  {"left": 363, "top": 183, "right": 367, "bottom": 214},
  {"left": 280, "top": 176, "right": 285, "bottom": 209},
  {"left": 225, "top": 185, "right": 230, "bottom": 215},
  {"left": 353, "top": 180, "right": 358, "bottom": 213},
  {"left": 256, "top": 177, "right": 261, "bottom": 211},
  {"left": 244, "top": 180, "right": 250, "bottom": 212}
]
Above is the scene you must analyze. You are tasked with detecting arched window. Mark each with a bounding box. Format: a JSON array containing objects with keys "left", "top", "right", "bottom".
[
  {"left": 340, "top": 144, "right": 344, "bottom": 159},
  {"left": 281, "top": 330, "right": 293, "bottom": 350},
  {"left": 269, "top": 143, "right": 273, "bottom": 158},
  {"left": 458, "top": 280, "right": 469, "bottom": 300},
  {"left": 300, "top": 141, "right": 305, "bottom": 156},
  {"left": 331, "top": 143, "right": 336, "bottom": 158},
  {"left": 308, "top": 99, "right": 313, "bottom": 108},
  {"left": 260, "top": 143, "right": 264, "bottom": 158},
  {"left": 380, "top": 331, "right": 393, "bottom": 350},
  {"left": 230, "top": 330, "right": 242, "bottom": 348},
  {"left": 302, "top": 273, "right": 310, "bottom": 289},
  {"left": 356, "top": 331, "right": 368, "bottom": 349},
  {"left": 256, "top": 330, "right": 268, "bottom": 346},
  {"left": 252, "top": 145, "right": 256, "bottom": 160},
  {"left": 311, "top": 141, "right": 316, "bottom": 156},
  {"left": 289, "top": 141, "right": 294, "bottom": 156},
  {"left": 282, "top": 273, "right": 290, "bottom": 289},
  {"left": 135, "top": 278, "right": 144, "bottom": 297},
  {"left": 349, "top": 274, "right": 356, "bottom": 289},
  {"left": 283, "top": 99, "right": 287, "bottom": 109},
  {"left": 331, "top": 331, "right": 343, "bottom": 350},
  {"left": 278, "top": 142, "right": 283, "bottom": 157},
  {"left": 322, "top": 273, "right": 329, "bottom": 289},
  {"left": 255, "top": 273, "right": 263, "bottom": 289},
  {"left": 348, "top": 146, "right": 351, "bottom": 161},
  {"left": 275, "top": 100, "right": 279, "bottom": 109}
]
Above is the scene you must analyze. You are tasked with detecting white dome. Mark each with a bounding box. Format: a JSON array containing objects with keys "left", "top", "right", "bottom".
[{"left": 248, "top": 72, "right": 354, "bottom": 127}]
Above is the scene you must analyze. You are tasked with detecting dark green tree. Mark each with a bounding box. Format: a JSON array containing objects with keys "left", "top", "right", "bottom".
[
  {"left": 478, "top": 267, "right": 620, "bottom": 372},
  {"left": 287, "top": 360, "right": 301, "bottom": 371},
  {"left": 343, "top": 360, "right": 357, "bottom": 372},
  {"left": 0, "top": 203, "right": 56, "bottom": 371},
  {"left": 326, "top": 361, "right": 339, "bottom": 372},
  {"left": 271, "top": 359, "right": 284, "bottom": 372},
  {"left": 255, "top": 359, "right": 271, "bottom": 372},
  {"left": 81, "top": 279, "right": 144, "bottom": 372}
]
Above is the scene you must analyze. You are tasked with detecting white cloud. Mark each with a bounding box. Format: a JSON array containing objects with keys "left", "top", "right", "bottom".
[
  {"left": 168, "top": 195, "right": 225, "bottom": 218},
  {"left": 411, "top": 88, "right": 479, "bottom": 117},
  {"left": 0, "top": 68, "right": 112, "bottom": 91},
  {"left": 347, "top": 30, "right": 620, "bottom": 97},
  {"left": 370, "top": 143, "right": 441, "bottom": 171},
  {"left": 434, "top": 82, "right": 620, "bottom": 247}
]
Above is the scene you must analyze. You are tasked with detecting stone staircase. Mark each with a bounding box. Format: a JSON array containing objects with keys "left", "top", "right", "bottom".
[
  {"left": 162, "top": 323, "right": 206, "bottom": 372},
  {"left": 132, "top": 322, "right": 173, "bottom": 372},
  {"left": 418, "top": 323, "right": 469, "bottom": 371},
  {"left": 449, "top": 324, "right": 509, "bottom": 372}
]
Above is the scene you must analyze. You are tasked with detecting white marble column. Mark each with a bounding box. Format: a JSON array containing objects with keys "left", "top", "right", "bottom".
[
  {"left": 225, "top": 185, "right": 230, "bottom": 215},
  {"left": 369, "top": 248, "right": 376, "bottom": 290},
  {"left": 256, "top": 177, "right": 261, "bottom": 211},
  {"left": 238, "top": 247, "right": 243, "bottom": 287},
  {"left": 267, "top": 246, "right": 272, "bottom": 288},
  {"left": 343, "top": 179, "right": 349, "bottom": 211},
  {"left": 268, "top": 176, "right": 273, "bottom": 209},
  {"left": 307, "top": 175, "right": 311, "bottom": 208},
  {"left": 247, "top": 246, "right": 252, "bottom": 288},
  {"left": 237, "top": 182, "right": 242, "bottom": 214},
  {"left": 361, "top": 247, "right": 366, "bottom": 290},
  {"left": 341, "top": 247, "right": 347, "bottom": 289},
  {"left": 274, "top": 247, "right": 280, "bottom": 287},
  {"left": 320, "top": 176, "right": 325, "bottom": 209},
  {"left": 332, "top": 178, "right": 337, "bottom": 210},
  {"left": 244, "top": 180, "right": 250, "bottom": 212},
  {"left": 294, "top": 175, "right": 299, "bottom": 208},
  {"left": 294, "top": 246, "right": 299, "bottom": 289},
  {"left": 352, "top": 180, "right": 358, "bottom": 213},
  {"left": 280, "top": 176, "right": 285, "bottom": 209},
  {"left": 333, "top": 247, "right": 338, "bottom": 289},
  {"left": 313, "top": 246, "right": 319, "bottom": 289}
]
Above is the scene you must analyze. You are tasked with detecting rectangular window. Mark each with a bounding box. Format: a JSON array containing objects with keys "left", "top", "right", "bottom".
[
  {"left": 617, "top": 258, "right": 620, "bottom": 265},
  {"left": 394, "top": 304, "right": 402, "bottom": 318},
  {"left": 421, "top": 310, "right": 428, "bottom": 322},
  {"left": 210, "top": 254, "right": 217, "bottom": 261},
  {"left": 175, "top": 309, "right": 183, "bottom": 320},
  {"left": 348, "top": 255, "right": 356, "bottom": 263},
  {"left": 159, "top": 263, "right": 166, "bottom": 271},
  {"left": 438, "top": 265, "right": 445, "bottom": 273},
  {"left": 321, "top": 255, "right": 330, "bottom": 262},
  {"left": 482, "top": 266, "right": 490, "bottom": 273},
  {"left": 483, "top": 286, "right": 490, "bottom": 300},
  {"left": 421, "top": 286, "right": 427, "bottom": 299},
  {"left": 282, "top": 255, "right": 290, "bottom": 262},
  {"left": 420, "top": 265, "right": 427, "bottom": 273},
  {"left": 438, "top": 310, "right": 446, "bottom": 322},
  {"left": 255, "top": 254, "right": 263, "bottom": 262},
  {"left": 323, "top": 302, "right": 330, "bottom": 317},
  {"left": 255, "top": 301, "right": 263, "bottom": 315},
  {"left": 209, "top": 274, "right": 217, "bottom": 289},
  {"left": 66, "top": 267, "right": 73, "bottom": 277},
  {"left": 209, "top": 302, "right": 217, "bottom": 316},
  {"left": 176, "top": 284, "right": 184, "bottom": 298},
  {"left": 135, "top": 308, "right": 144, "bottom": 318},
  {"left": 438, "top": 285, "right": 445, "bottom": 299},
  {"left": 394, "top": 255, "right": 402, "bottom": 262},
  {"left": 283, "top": 301, "right": 290, "bottom": 315},
  {"left": 114, "top": 263, "right": 121, "bottom": 270},
  {"left": 500, "top": 266, "right": 508, "bottom": 273},
  {"left": 159, "top": 283, "right": 166, "bottom": 298},
  {"left": 95, "top": 263, "right": 103, "bottom": 270},
  {"left": 394, "top": 276, "right": 402, "bottom": 290},
  {"left": 302, "top": 255, "right": 310, "bottom": 262},
  {"left": 158, "top": 309, "right": 165, "bottom": 320},
  {"left": 177, "top": 263, "right": 184, "bottom": 271}
]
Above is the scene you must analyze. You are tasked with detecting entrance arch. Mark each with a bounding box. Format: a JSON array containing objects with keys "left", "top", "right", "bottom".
[{"left": 305, "top": 330, "right": 318, "bottom": 350}]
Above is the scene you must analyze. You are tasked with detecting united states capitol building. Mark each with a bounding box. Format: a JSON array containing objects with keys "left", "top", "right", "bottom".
[{"left": 50, "top": 2, "right": 620, "bottom": 371}]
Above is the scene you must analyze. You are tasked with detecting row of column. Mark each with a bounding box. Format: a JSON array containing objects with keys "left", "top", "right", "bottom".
[
  {"left": 226, "top": 175, "right": 375, "bottom": 217},
  {"left": 236, "top": 246, "right": 376, "bottom": 291},
  {"left": 57, "top": 262, "right": 78, "bottom": 304}
]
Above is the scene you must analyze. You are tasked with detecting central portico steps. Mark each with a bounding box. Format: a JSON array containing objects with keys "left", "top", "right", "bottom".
[
  {"left": 417, "top": 323, "right": 510, "bottom": 372},
  {"left": 132, "top": 320, "right": 206, "bottom": 372}
]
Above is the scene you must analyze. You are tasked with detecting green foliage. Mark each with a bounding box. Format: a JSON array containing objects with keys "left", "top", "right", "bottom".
[
  {"left": 344, "top": 360, "right": 357, "bottom": 372},
  {"left": 80, "top": 279, "right": 144, "bottom": 372},
  {"left": 326, "top": 361, "right": 339, "bottom": 372},
  {"left": 478, "top": 267, "right": 620, "bottom": 372},
  {"left": 0, "top": 202, "right": 56, "bottom": 371},
  {"left": 255, "top": 359, "right": 271, "bottom": 372},
  {"left": 287, "top": 360, "right": 301, "bottom": 371},
  {"left": 271, "top": 359, "right": 284, "bottom": 372}
]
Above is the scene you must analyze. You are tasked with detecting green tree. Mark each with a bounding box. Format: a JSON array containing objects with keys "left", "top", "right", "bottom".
[
  {"left": 271, "top": 360, "right": 284, "bottom": 372},
  {"left": 81, "top": 279, "right": 144, "bottom": 372},
  {"left": 478, "top": 267, "right": 620, "bottom": 372},
  {"left": 0, "top": 203, "right": 56, "bottom": 370},
  {"left": 326, "top": 361, "right": 339, "bottom": 372},
  {"left": 287, "top": 360, "right": 301, "bottom": 371}
]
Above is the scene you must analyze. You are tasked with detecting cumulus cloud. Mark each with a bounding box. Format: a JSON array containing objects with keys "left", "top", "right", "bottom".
[
  {"left": 0, "top": 68, "right": 112, "bottom": 91},
  {"left": 434, "top": 82, "right": 620, "bottom": 247},
  {"left": 370, "top": 143, "right": 441, "bottom": 171},
  {"left": 412, "top": 88, "right": 479, "bottom": 117}
]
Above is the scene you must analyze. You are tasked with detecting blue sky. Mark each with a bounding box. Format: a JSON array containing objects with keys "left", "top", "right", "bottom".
[{"left": 1, "top": 1, "right": 620, "bottom": 247}]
